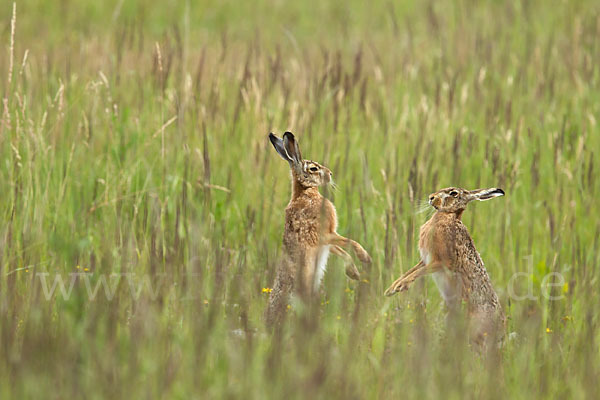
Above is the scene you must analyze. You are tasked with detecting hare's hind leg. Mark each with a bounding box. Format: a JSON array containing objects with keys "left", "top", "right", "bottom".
[
  {"left": 265, "top": 265, "right": 294, "bottom": 328},
  {"left": 331, "top": 245, "right": 360, "bottom": 280}
]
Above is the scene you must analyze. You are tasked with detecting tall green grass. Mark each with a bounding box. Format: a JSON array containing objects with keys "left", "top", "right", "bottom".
[{"left": 0, "top": 0, "right": 599, "bottom": 398}]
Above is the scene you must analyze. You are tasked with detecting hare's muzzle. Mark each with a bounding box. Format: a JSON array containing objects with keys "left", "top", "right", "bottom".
[{"left": 428, "top": 195, "right": 439, "bottom": 209}]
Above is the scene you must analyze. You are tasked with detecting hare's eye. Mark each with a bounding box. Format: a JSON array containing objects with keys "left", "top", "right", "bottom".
[
  {"left": 449, "top": 190, "right": 458, "bottom": 197},
  {"left": 309, "top": 166, "right": 319, "bottom": 172}
]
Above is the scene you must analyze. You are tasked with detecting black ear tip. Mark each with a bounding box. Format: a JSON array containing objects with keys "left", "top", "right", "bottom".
[
  {"left": 496, "top": 188, "right": 505, "bottom": 195},
  {"left": 283, "top": 131, "right": 295, "bottom": 140},
  {"left": 269, "top": 132, "right": 276, "bottom": 139}
]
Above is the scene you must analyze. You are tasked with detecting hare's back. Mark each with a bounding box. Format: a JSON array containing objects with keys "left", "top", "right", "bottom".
[
  {"left": 452, "top": 222, "right": 484, "bottom": 272},
  {"left": 284, "top": 194, "right": 335, "bottom": 246},
  {"left": 284, "top": 206, "right": 320, "bottom": 247},
  {"left": 453, "top": 222, "right": 502, "bottom": 311}
]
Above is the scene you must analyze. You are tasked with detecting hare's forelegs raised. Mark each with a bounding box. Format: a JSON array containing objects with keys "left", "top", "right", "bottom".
[
  {"left": 384, "top": 260, "right": 424, "bottom": 296},
  {"left": 385, "top": 261, "right": 443, "bottom": 296},
  {"left": 331, "top": 245, "right": 360, "bottom": 280},
  {"left": 325, "top": 233, "right": 371, "bottom": 264}
]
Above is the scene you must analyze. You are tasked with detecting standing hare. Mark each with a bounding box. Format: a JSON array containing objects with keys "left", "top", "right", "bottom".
[
  {"left": 385, "top": 187, "right": 506, "bottom": 348},
  {"left": 265, "top": 132, "right": 371, "bottom": 327}
]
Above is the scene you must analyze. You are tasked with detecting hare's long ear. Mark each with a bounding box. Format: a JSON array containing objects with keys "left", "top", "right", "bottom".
[
  {"left": 469, "top": 188, "right": 505, "bottom": 201},
  {"left": 269, "top": 133, "right": 293, "bottom": 163},
  {"left": 282, "top": 131, "right": 302, "bottom": 164}
]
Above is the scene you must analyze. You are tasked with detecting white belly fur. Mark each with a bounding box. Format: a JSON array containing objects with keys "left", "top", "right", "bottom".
[
  {"left": 432, "top": 271, "right": 460, "bottom": 307},
  {"left": 314, "top": 245, "right": 331, "bottom": 290},
  {"left": 420, "top": 248, "right": 459, "bottom": 307}
]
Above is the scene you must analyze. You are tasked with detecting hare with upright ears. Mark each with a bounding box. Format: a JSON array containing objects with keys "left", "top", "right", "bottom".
[
  {"left": 385, "top": 187, "right": 506, "bottom": 348},
  {"left": 265, "top": 132, "right": 371, "bottom": 327}
]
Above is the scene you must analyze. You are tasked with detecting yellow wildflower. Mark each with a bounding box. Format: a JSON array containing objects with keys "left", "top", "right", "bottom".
[{"left": 262, "top": 287, "right": 272, "bottom": 294}]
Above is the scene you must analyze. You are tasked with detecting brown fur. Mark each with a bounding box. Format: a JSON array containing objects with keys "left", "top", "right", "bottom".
[
  {"left": 385, "top": 187, "right": 506, "bottom": 349},
  {"left": 265, "top": 132, "right": 371, "bottom": 327}
]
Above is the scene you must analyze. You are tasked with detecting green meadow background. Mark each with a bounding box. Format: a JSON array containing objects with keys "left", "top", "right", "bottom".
[{"left": 1, "top": 0, "right": 599, "bottom": 398}]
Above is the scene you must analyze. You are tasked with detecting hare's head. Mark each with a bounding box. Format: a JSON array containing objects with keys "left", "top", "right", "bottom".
[
  {"left": 428, "top": 187, "right": 505, "bottom": 213},
  {"left": 269, "top": 132, "right": 332, "bottom": 188}
]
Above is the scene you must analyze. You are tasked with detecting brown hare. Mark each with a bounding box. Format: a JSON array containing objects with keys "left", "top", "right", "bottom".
[
  {"left": 385, "top": 187, "right": 506, "bottom": 349},
  {"left": 265, "top": 132, "right": 371, "bottom": 327}
]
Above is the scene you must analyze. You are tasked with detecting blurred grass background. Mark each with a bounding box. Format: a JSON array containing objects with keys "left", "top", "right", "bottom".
[{"left": 0, "top": 0, "right": 599, "bottom": 398}]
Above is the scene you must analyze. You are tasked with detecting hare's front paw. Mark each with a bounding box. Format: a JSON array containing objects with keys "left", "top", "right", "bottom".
[
  {"left": 356, "top": 246, "right": 372, "bottom": 264},
  {"left": 345, "top": 264, "right": 360, "bottom": 280},
  {"left": 384, "top": 278, "right": 411, "bottom": 296}
]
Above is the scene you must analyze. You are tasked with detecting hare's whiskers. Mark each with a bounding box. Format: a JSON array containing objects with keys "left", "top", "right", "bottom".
[
  {"left": 329, "top": 179, "right": 339, "bottom": 193},
  {"left": 414, "top": 199, "right": 432, "bottom": 215}
]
